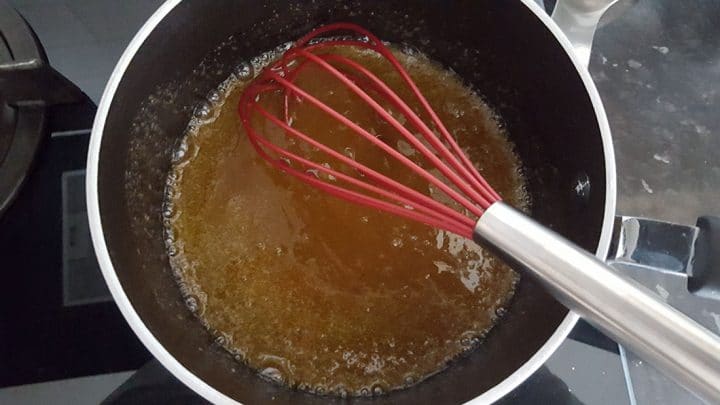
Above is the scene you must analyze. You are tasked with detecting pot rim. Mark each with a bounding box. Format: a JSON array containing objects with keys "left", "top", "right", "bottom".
[{"left": 86, "top": 0, "right": 617, "bottom": 403}]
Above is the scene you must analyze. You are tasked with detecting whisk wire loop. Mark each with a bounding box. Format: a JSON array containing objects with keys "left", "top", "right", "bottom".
[{"left": 239, "top": 22, "right": 502, "bottom": 238}]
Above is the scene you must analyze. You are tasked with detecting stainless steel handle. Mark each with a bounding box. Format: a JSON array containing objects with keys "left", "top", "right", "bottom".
[
  {"left": 550, "top": 0, "right": 618, "bottom": 68},
  {"left": 473, "top": 202, "right": 720, "bottom": 403}
]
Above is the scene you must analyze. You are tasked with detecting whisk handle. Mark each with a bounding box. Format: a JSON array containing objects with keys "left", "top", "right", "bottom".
[{"left": 473, "top": 201, "right": 720, "bottom": 403}]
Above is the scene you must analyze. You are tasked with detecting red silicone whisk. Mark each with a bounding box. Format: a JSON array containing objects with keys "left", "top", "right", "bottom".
[
  {"left": 239, "top": 22, "right": 498, "bottom": 239},
  {"left": 238, "top": 23, "right": 720, "bottom": 402}
]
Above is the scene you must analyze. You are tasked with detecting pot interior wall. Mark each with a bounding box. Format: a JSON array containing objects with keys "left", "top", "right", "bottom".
[{"left": 96, "top": 1, "right": 606, "bottom": 403}]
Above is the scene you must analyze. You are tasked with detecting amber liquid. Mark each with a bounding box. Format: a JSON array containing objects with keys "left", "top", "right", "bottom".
[{"left": 166, "top": 45, "right": 528, "bottom": 397}]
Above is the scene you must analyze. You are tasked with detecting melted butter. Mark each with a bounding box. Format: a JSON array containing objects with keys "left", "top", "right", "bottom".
[{"left": 166, "top": 45, "right": 528, "bottom": 397}]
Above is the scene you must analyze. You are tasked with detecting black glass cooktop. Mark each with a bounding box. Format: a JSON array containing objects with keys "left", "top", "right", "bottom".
[
  {"left": 0, "top": 110, "right": 153, "bottom": 387},
  {"left": 0, "top": 0, "right": 161, "bottom": 389}
]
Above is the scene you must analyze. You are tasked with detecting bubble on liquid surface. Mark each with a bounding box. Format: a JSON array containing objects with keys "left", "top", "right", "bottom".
[
  {"left": 391, "top": 238, "right": 403, "bottom": 248},
  {"left": 404, "top": 374, "right": 416, "bottom": 386},
  {"left": 232, "top": 350, "right": 245, "bottom": 362},
  {"left": 250, "top": 54, "right": 272, "bottom": 72},
  {"left": 234, "top": 62, "right": 254, "bottom": 80},
  {"left": 214, "top": 333, "right": 230, "bottom": 347},
  {"left": 459, "top": 331, "right": 481, "bottom": 349},
  {"left": 320, "top": 163, "right": 336, "bottom": 181},
  {"left": 206, "top": 90, "right": 221, "bottom": 103},
  {"left": 333, "top": 385, "right": 348, "bottom": 398},
  {"left": 172, "top": 141, "right": 188, "bottom": 163},
  {"left": 162, "top": 204, "right": 174, "bottom": 219},
  {"left": 194, "top": 102, "right": 211, "bottom": 119},
  {"left": 275, "top": 42, "right": 292, "bottom": 54},
  {"left": 165, "top": 184, "right": 176, "bottom": 200},
  {"left": 184, "top": 294, "right": 203, "bottom": 314},
  {"left": 260, "top": 367, "right": 285, "bottom": 384}
]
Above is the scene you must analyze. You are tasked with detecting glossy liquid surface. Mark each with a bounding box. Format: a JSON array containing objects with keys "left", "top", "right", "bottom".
[{"left": 166, "top": 45, "right": 528, "bottom": 397}]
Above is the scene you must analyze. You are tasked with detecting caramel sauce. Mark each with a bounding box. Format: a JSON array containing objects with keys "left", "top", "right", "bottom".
[{"left": 166, "top": 45, "right": 528, "bottom": 397}]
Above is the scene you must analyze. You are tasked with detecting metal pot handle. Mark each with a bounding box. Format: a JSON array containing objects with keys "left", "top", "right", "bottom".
[
  {"left": 538, "top": 1, "right": 720, "bottom": 401},
  {"left": 549, "top": 0, "right": 618, "bottom": 68},
  {"left": 0, "top": 2, "right": 86, "bottom": 106},
  {"left": 0, "top": 1, "right": 89, "bottom": 217},
  {"left": 608, "top": 215, "right": 720, "bottom": 403}
]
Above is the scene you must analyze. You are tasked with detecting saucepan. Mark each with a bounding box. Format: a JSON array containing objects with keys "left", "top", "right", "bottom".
[{"left": 86, "top": 0, "right": 720, "bottom": 403}]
